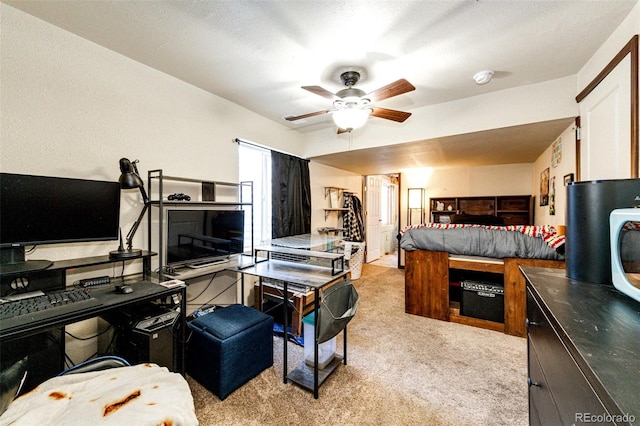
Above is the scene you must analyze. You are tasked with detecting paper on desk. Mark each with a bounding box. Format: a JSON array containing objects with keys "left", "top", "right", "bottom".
[{"left": 159, "top": 279, "right": 186, "bottom": 288}]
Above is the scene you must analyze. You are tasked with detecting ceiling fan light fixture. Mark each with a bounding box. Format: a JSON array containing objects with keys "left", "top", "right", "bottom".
[
  {"left": 473, "top": 70, "right": 494, "bottom": 85},
  {"left": 287, "top": 70, "right": 414, "bottom": 129},
  {"left": 332, "top": 107, "right": 371, "bottom": 131}
]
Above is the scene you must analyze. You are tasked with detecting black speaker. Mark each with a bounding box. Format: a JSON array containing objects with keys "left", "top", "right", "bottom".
[
  {"left": 102, "top": 304, "right": 178, "bottom": 371},
  {"left": 566, "top": 178, "right": 640, "bottom": 284},
  {"left": 460, "top": 281, "right": 504, "bottom": 323}
]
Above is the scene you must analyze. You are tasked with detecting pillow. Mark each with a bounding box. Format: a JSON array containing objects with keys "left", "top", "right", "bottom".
[{"left": 0, "top": 357, "right": 28, "bottom": 416}]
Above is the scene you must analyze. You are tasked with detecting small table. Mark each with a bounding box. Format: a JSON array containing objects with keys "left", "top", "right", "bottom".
[{"left": 228, "top": 258, "right": 349, "bottom": 399}]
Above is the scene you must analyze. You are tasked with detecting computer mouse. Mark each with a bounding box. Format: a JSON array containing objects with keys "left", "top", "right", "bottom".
[{"left": 115, "top": 285, "right": 133, "bottom": 294}]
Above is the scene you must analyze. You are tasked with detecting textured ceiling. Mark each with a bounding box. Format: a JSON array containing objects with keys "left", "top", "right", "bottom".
[
  {"left": 4, "top": 0, "right": 635, "bottom": 173},
  {"left": 309, "top": 118, "right": 576, "bottom": 175}
]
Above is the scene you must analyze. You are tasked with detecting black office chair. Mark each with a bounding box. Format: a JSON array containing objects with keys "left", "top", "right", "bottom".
[
  {"left": 57, "top": 355, "right": 130, "bottom": 376},
  {"left": 0, "top": 357, "right": 28, "bottom": 417}
]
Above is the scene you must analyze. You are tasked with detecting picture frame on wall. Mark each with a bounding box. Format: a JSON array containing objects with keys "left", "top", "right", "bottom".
[
  {"left": 549, "top": 176, "right": 556, "bottom": 215},
  {"left": 551, "top": 137, "right": 562, "bottom": 168},
  {"left": 564, "top": 173, "right": 574, "bottom": 185},
  {"left": 540, "top": 168, "right": 550, "bottom": 206}
]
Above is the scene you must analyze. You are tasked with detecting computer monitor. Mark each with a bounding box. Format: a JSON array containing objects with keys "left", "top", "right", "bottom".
[{"left": 0, "top": 172, "right": 121, "bottom": 273}]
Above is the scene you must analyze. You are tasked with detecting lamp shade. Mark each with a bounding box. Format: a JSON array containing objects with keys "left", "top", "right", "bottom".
[
  {"left": 118, "top": 158, "right": 144, "bottom": 189},
  {"left": 332, "top": 107, "right": 371, "bottom": 130},
  {"left": 408, "top": 188, "right": 424, "bottom": 209}
]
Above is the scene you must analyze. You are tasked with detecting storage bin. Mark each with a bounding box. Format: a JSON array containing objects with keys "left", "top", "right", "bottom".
[
  {"left": 344, "top": 241, "right": 365, "bottom": 279},
  {"left": 302, "top": 312, "right": 336, "bottom": 369}
]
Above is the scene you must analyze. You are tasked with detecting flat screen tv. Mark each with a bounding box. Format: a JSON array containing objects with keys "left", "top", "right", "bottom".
[
  {"left": 0, "top": 172, "right": 121, "bottom": 273},
  {"left": 166, "top": 209, "right": 245, "bottom": 267}
]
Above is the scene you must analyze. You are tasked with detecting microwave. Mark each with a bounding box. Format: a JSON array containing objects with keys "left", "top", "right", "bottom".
[{"left": 610, "top": 208, "right": 640, "bottom": 302}]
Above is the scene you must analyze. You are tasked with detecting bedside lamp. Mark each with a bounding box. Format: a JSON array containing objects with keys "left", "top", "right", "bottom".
[{"left": 110, "top": 158, "right": 150, "bottom": 259}]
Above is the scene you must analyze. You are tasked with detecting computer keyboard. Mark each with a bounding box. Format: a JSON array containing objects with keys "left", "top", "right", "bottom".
[{"left": 0, "top": 288, "right": 103, "bottom": 329}]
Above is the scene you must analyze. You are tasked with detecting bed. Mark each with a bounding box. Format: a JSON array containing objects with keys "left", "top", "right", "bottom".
[{"left": 399, "top": 222, "right": 566, "bottom": 337}]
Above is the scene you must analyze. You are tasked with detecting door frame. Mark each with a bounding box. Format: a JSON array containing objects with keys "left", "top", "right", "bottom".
[{"left": 362, "top": 173, "right": 402, "bottom": 268}]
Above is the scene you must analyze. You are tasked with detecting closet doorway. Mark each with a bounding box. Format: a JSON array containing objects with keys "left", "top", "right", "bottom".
[{"left": 364, "top": 174, "right": 400, "bottom": 268}]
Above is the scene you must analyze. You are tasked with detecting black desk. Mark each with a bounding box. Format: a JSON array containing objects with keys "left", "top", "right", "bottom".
[
  {"left": 0, "top": 279, "right": 187, "bottom": 388},
  {"left": 228, "top": 258, "right": 349, "bottom": 399}
]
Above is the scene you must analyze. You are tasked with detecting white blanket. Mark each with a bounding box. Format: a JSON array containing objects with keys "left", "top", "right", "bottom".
[{"left": 0, "top": 363, "right": 198, "bottom": 426}]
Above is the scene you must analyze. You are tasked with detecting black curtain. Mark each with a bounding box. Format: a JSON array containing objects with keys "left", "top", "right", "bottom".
[{"left": 271, "top": 151, "right": 311, "bottom": 238}]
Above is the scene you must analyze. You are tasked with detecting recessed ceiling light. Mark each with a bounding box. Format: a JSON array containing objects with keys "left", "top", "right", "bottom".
[{"left": 473, "top": 70, "right": 494, "bottom": 85}]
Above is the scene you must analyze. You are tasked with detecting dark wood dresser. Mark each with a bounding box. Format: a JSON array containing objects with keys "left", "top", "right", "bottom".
[{"left": 522, "top": 267, "right": 639, "bottom": 426}]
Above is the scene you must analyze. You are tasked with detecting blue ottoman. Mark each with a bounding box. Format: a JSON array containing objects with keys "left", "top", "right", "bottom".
[{"left": 186, "top": 304, "right": 273, "bottom": 400}]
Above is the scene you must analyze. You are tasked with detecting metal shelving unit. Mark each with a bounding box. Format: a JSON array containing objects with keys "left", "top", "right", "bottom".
[{"left": 146, "top": 169, "right": 254, "bottom": 275}]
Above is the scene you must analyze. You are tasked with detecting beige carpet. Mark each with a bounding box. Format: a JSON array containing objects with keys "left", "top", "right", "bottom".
[{"left": 188, "top": 264, "right": 528, "bottom": 425}]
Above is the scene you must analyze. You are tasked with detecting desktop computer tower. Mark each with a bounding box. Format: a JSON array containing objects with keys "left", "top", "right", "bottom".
[
  {"left": 566, "top": 178, "right": 640, "bottom": 284},
  {"left": 101, "top": 303, "right": 179, "bottom": 371}
]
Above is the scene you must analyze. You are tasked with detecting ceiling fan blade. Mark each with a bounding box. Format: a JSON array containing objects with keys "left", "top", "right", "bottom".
[
  {"left": 337, "top": 127, "right": 351, "bottom": 134},
  {"left": 366, "top": 79, "right": 415, "bottom": 102},
  {"left": 370, "top": 107, "right": 412, "bottom": 123},
  {"left": 284, "top": 110, "right": 331, "bottom": 121},
  {"left": 302, "top": 85, "right": 339, "bottom": 101}
]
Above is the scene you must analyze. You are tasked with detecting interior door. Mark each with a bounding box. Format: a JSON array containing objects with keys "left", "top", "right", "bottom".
[
  {"left": 579, "top": 54, "right": 632, "bottom": 180},
  {"left": 365, "top": 175, "right": 381, "bottom": 262}
]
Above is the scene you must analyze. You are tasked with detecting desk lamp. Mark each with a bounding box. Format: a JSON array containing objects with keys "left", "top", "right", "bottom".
[{"left": 110, "top": 158, "right": 150, "bottom": 259}]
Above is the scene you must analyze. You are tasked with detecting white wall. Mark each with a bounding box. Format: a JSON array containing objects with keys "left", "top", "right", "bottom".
[
  {"left": 532, "top": 124, "right": 577, "bottom": 226},
  {"left": 423, "top": 164, "right": 534, "bottom": 198},
  {"left": 577, "top": 2, "right": 640, "bottom": 92},
  {"left": 309, "top": 162, "right": 362, "bottom": 235}
]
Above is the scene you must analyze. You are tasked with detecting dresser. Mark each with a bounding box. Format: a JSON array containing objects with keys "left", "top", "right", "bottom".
[{"left": 522, "top": 267, "right": 639, "bottom": 425}]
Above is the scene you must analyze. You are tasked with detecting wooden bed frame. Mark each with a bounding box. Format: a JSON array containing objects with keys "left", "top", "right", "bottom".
[{"left": 404, "top": 250, "right": 564, "bottom": 337}]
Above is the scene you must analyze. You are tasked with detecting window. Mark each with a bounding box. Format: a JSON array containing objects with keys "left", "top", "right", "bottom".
[{"left": 239, "top": 144, "right": 272, "bottom": 246}]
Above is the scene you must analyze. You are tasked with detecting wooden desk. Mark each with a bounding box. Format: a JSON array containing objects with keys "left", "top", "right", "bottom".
[{"left": 228, "top": 259, "right": 349, "bottom": 399}]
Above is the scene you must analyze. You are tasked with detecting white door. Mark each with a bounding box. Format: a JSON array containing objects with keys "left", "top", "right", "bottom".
[
  {"left": 365, "top": 175, "right": 381, "bottom": 262},
  {"left": 579, "top": 54, "right": 632, "bottom": 180}
]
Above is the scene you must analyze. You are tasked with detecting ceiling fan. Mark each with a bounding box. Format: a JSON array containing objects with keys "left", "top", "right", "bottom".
[{"left": 285, "top": 71, "right": 415, "bottom": 133}]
